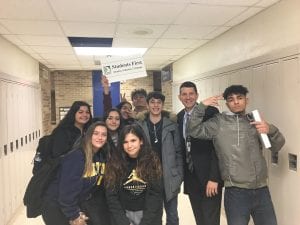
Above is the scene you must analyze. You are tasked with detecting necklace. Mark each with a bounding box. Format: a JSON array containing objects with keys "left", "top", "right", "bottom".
[
  {"left": 153, "top": 124, "right": 158, "bottom": 143},
  {"left": 147, "top": 119, "right": 162, "bottom": 144}
]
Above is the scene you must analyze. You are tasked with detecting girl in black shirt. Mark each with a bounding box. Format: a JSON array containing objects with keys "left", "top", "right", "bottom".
[{"left": 105, "top": 124, "right": 163, "bottom": 225}]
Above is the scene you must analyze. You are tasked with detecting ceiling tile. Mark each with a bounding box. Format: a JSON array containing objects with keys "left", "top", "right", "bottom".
[
  {"left": 255, "top": 0, "right": 280, "bottom": 7},
  {"left": 126, "top": 0, "right": 190, "bottom": 3},
  {"left": 0, "top": 0, "right": 55, "bottom": 20},
  {"left": 144, "top": 55, "right": 175, "bottom": 61},
  {"left": 186, "top": 39, "right": 209, "bottom": 48},
  {"left": 39, "top": 53, "right": 77, "bottom": 61},
  {"left": 116, "top": 24, "right": 168, "bottom": 38},
  {"left": 113, "top": 38, "right": 156, "bottom": 48},
  {"left": 190, "top": 0, "right": 261, "bottom": 6},
  {"left": 51, "top": 65, "right": 83, "bottom": 70},
  {"left": 119, "top": 1, "right": 186, "bottom": 24},
  {"left": 80, "top": 61, "right": 96, "bottom": 66},
  {"left": 2, "top": 34, "right": 26, "bottom": 45},
  {"left": 0, "top": 20, "right": 64, "bottom": 36},
  {"left": 226, "top": 7, "right": 263, "bottom": 26},
  {"left": 153, "top": 38, "right": 201, "bottom": 48},
  {"left": 47, "top": 60, "right": 80, "bottom": 67},
  {"left": 178, "top": 48, "right": 198, "bottom": 56},
  {"left": 30, "top": 46, "right": 74, "bottom": 54},
  {"left": 39, "top": 60, "right": 51, "bottom": 65},
  {"left": 49, "top": 0, "right": 120, "bottom": 22},
  {"left": 175, "top": 4, "right": 247, "bottom": 25},
  {"left": 169, "top": 55, "right": 184, "bottom": 61},
  {"left": 203, "top": 26, "right": 232, "bottom": 39},
  {"left": 146, "top": 48, "right": 184, "bottom": 56},
  {"left": 29, "top": 53, "right": 43, "bottom": 60},
  {"left": 0, "top": 24, "right": 10, "bottom": 34},
  {"left": 61, "top": 22, "right": 116, "bottom": 37},
  {"left": 17, "top": 35, "right": 70, "bottom": 46},
  {"left": 0, "top": 0, "right": 281, "bottom": 71},
  {"left": 17, "top": 45, "right": 36, "bottom": 54},
  {"left": 163, "top": 25, "right": 216, "bottom": 39},
  {"left": 145, "top": 59, "right": 167, "bottom": 67},
  {"left": 77, "top": 55, "right": 95, "bottom": 61}
]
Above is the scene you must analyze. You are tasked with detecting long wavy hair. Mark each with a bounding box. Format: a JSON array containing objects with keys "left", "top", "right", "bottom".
[
  {"left": 105, "top": 124, "right": 162, "bottom": 189},
  {"left": 56, "top": 101, "right": 93, "bottom": 131},
  {"left": 81, "top": 121, "right": 113, "bottom": 177}
]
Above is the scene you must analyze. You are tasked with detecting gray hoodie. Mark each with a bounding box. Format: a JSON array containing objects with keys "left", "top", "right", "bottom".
[
  {"left": 189, "top": 103, "right": 285, "bottom": 189},
  {"left": 136, "top": 111, "right": 183, "bottom": 201}
]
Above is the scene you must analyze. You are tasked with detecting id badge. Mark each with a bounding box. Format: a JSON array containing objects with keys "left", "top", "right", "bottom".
[{"left": 186, "top": 136, "right": 191, "bottom": 153}]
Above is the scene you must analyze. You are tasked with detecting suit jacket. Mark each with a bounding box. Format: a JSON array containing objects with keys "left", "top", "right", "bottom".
[{"left": 177, "top": 106, "right": 223, "bottom": 195}]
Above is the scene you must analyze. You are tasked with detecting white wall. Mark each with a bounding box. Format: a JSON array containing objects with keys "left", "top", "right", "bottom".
[
  {"left": 173, "top": 0, "right": 300, "bottom": 82},
  {"left": 172, "top": 1, "right": 300, "bottom": 224},
  {"left": 0, "top": 36, "right": 42, "bottom": 224},
  {"left": 0, "top": 36, "right": 39, "bottom": 83}
]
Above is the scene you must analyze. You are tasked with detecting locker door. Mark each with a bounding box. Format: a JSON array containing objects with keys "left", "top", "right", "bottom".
[
  {"left": 203, "top": 78, "right": 213, "bottom": 99},
  {"left": 281, "top": 56, "right": 300, "bottom": 144},
  {"left": 5, "top": 82, "right": 14, "bottom": 221},
  {"left": 252, "top": 65, "right": 266, "bottom": 112},
  {"left": 278, "top": 55, "right": 300, "bottom": 225},
  {"left": 0, "top": 80, "right": 6, "bottom": 223},
  {"left": 1, "top": 81, "right": 11, "bottom": 224},
  {"left": 218, "top": 75, "right": 229, "bottom": 112},
  {"left": 264, "top": 61, "right": 281, "bottom": 121}
]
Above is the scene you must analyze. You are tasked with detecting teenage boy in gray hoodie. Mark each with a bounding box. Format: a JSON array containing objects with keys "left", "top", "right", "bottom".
[{"left": 188, "top": 85, "right": 285, "bottom": 225}]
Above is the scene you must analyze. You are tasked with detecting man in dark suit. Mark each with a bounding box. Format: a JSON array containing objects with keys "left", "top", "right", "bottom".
[{"left": 177, "top": 81, "right": 223, "bottom": 225}]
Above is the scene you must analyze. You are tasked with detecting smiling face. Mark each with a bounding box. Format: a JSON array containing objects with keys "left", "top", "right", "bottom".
[
  {"left": 123, "top": 133, "right": 143, "bottom": 158},
  {"left": 120, "top": 102, "right": 132, "bottom": 119},
  {"left": 178, "top": 87, "right": 198, "bottom": 112},
  {"left": 148, "top": 98, "right": 163, "bottom": 116},
  {"left": 225, "top": 93, "right": 248, "bottom": 114},
  {"left": 106, "top": 111, "right": 121, "bottom": 131},
  {"left": 91, "top": 125, "right": 108, "bottom": 152},
  {"left": 74, "top": 106, "right": 91, "bottom": 128}
]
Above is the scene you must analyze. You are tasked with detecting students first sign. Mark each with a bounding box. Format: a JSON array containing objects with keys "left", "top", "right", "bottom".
[{"left": 101, "top": 55, "right": 147, "bottom": 82}]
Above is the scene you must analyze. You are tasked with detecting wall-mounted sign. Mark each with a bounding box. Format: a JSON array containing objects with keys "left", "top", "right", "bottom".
[
  {"left": 101, "top": 54, "right": 147, "bottom": 82},
  {"left": 59, "top": 107, "right": 70, "bottom": 121}
]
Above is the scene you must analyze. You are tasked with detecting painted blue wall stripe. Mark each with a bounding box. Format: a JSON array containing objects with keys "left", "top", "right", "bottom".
[{"left": 92, "top": 70, "right": 120, "bottom": 117}]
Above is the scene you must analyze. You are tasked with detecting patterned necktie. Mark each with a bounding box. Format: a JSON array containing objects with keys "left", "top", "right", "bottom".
[{"left": 185, "top": 113, "right": 193, "bottom": 172}]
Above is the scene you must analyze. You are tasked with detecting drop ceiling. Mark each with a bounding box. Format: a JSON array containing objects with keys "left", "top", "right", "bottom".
[{"left": 0, "top": 0, "right": 280, "bottom": 71}]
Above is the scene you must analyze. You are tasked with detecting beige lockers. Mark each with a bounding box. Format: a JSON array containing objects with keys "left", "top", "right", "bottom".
[
  {"left": 0, "top": 73, "right": 42, "bottom": 225},
  {"left": 172, "top": 47, "right": 300, "bottom": 225}
]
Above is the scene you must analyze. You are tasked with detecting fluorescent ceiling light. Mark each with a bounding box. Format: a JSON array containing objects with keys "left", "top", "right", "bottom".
[{"left": 74, "top": 47, "right": 147, "bottom": 56}]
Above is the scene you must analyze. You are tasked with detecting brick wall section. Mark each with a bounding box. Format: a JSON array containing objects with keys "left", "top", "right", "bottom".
[
  {"left": 161, "top": 80, "right": 173, "bottom": 112},
  {"left": 119, "top": 72, "right": 153, "bottom": 104},
  {"left": 39, "top": 65, "right": 52, "bottom": 135},
  {"left": 52, "top": 70, "right": 93, "bottom": 125},
  {"left": 120, "top": 71, "right": 173, "bottom": 112},
  {"left": 41, "top": 70, "right": 173, "bottom": 132}
]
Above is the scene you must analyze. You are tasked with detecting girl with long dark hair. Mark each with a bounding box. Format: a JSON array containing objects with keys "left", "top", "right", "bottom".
[
  {"left": 51, "top": 101, "right": 93, "bottom": 157},
  {"left": 105, "top": 124, "right": 163, "bottom": 225}
]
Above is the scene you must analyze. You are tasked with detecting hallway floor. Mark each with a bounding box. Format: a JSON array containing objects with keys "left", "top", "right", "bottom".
[{"left": 8, "top": 192, "right": 228, "bottom": 225}]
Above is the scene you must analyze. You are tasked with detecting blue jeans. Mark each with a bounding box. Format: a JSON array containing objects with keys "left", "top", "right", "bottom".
[
  {"left": 224, "top": 186, "right": 277, "bottom": 225},
  {"left": 164, "top": 195, "right": 179, "bottom": 225}
]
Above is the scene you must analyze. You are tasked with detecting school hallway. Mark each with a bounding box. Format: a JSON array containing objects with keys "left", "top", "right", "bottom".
[
  {"left": 9, "top": 191, "right": 228, "bottom": 225},
  {"left": 1, "top": 1, "right": 300, "bottom": 225}
]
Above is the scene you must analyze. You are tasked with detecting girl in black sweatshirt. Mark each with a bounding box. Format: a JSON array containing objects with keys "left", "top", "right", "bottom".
[{"left": 105, "top": 124, "right": 163, "bottom": 225}]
